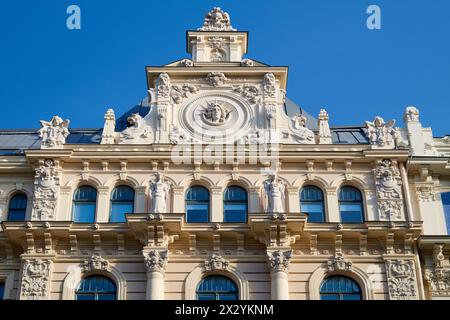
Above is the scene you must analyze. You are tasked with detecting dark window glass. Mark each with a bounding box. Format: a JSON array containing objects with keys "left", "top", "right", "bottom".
[
  {"left": 76, "top": 276, "right": 117, "bottom": 301},
  {"left": 72, "top": 186, "right": 97, "bottom": 223},
  {"left": 320, "top": 276, "right": 362, "bottom": 300},
  {"left": 196, "top": 276, "right": 238, "bottom": 301},
  {"left": 0, "top": 282, "right": 4, "bottom": 300},
  {"left": 110, "top": 186, "right": 135, "bottom": 223},
  {"left": 339, "top": 187, "right": 364, "bottom": 223},
  {"left": 224, "top": 186, "right": 248, "bottom": 223},
  {"left": 300, "top": 186, "right": 325, "bottom": 223},
  {"left": 442, "top": 192, "right": 450, "bottom": 235},
  {"left": 186, "top": 186, "right": 210, "bottom": 223},
  {"left": 8, "top": 194, "right": 27, "bottom": 221}
]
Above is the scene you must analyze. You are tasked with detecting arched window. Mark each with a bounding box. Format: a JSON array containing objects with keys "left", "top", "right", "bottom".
[
  {"left": 186, "top": 186, "right": 210, "bottom": 223},
  {"left": 339, "top": 186, "right": 364, "bottom": 223},
  {"left": 223, "top": 186, "right": 248, "bottom": 223},
  {"left": 72, "top": 186, "right": 97, "bottom": 223},
  {"left": 442, "top": 192, "right": 450, "bottom": 235},
  {"left": 320, "top": 276, "right": 362, "bottom": 300},
  {"left": 196, "top": 276, "right": 238, "bottom": 300},
  {"left": 110, "top": 186, "right": 135, "bottom": 223},
  {"left": 8, "top": 193, "right": 27, "bottom": 221},
  {"left": 300, "top": 186, "right": 325, "bottom": 223},
  {"left": 76, "top": 276, "right": 117, "bottom": 300}
]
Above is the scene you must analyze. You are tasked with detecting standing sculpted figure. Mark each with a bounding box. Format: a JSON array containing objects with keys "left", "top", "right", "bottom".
[
  {"left": 38, "top": 116, "right": 70, "bottom": 148},
  {"left": 150, "top": 173, "right": 171, "bottom": 213},
  {"left": 264, "top": 174, "right": 285, "bottom": 213}
]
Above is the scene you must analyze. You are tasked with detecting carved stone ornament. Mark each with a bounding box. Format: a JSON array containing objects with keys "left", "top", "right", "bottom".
[
  {"left": 233, "top": 84, "right": 260, "bottom": 104},
  {"left": 171, "top": 84, "right": 198, "bottom": 104},
  {"left": 416, "top": 184, "right": 436, "bottom": 202},
  {"left": 198, "top": 7, "right": 236, "bottom": 32},
  {"left": 169, "top": 125, "right": 191, "bottom": 145},
  {"left": 365, "top": 116, "right": 398, "bottom": 148},
  {"left": 423, "top": 245, "right": 450, "bottom": 297},
  {"left": 180, "top": 59, "right": 194, "bottom": 67},
  {"left": 119, "top": 113, "right": 153, "bottom": 144},
  {"left": 291, "top": 114, "right": 315, "bottom": 144},
  {"left": 386, "top": 260, "right": 418, "bottom": 300},
  {"left": 267, "top": 250, "right": 292, "bottom": 272},
  {"left": 264, "top": 175, "right": 285, "bottom": 213},
  {"left": 156, "top": 73, "right": 171, "bottom": 98},
  {"left": 204, "top": 254, "right": 230, "bottom": 272},
  {"left": 33, "top": 159, "right": 60, "bottom": 220},
  {"left": 21, "top": 259, "right": 51, "bottom": 299},
  {"left": 150, "top": 173, "right": 171, "bottom": 214},
  {"left": 241, "top": 59, "right": 254, "bottom": 67},
  {"left": 263, "top": 73, "right": 276, "bottom": 98},
  {"left": 374, "top": 160, "right": 404, "bottom": 221},
  {"left": 206, "top": 72, "right": 228, "bottom": 87},
  {"left": 327, "top": 252, "right": 352, "bottom": 272},
  {"left": 81, "top": 255, "right": 110, "bottom": 272},
  {"left": 201, "top": 100, "right": 232, "bottom": 125},
  {"left": 144, "top": 250, "right": 168, "bottom": 273},
  {"left": 404, "top": 106, "right": 420, "bottom": 122},
  {"left": 38, "top": 116, "right": 70, "bottom": 149}
]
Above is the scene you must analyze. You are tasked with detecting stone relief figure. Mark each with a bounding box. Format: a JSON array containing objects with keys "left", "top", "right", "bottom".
[
  {"left": 404, "top": 106, "right": 420, "bottom": 122},
  {"left": 157, "top": 73, "right": 171, "bottom": 98},
  {"left": 241, "top": 59, "right": 254, "bottom": 67},
  {"left": 120, "top": 113, "right": 152, "bottom": 143},
  {"left": 150, "top": 173, "right": 171, "bottom": 214},
  {"left": 291, "top": 114, "right": 315, "bottom": 144},
  {"left": 170, "top": 84, "right": 198, "bottom": 104},
  {"left": 374, "top": 160, "right": 402, "bottom": 199},
  {"left": 179, "top": 59, "right": 194, "bottom": 67},
  {"left": 169, "top": 125, "right": 191, "bottom": 144},
  {"left": 201, "top": 100, "right": 232, "bottom": 125},
  {"left": 206, "top": 72, "right": 228, "bottom": 87},
  {"left": 33, "top": 159, "right": 60, "bottom": 220},
  {"left": 365, "top": 116, "right": 398, "bottom": 147},
  {"left": 263, "top": 73, "right": 276, "bottom": 98},
  {"left": 38, "top": 116, "right": 70, "bottom": 148},
  {"left": 198, "top": 7, "right": 236, "bottom": 32},
  {"left": 21, "top": 259, "right": 51, "bottom": 299},
  {"left": 264, "top": 174, "right": 286, "bottom": 213}
]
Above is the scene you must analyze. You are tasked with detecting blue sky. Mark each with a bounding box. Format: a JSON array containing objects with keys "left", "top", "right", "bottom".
[{"left": 0, "top": 0, "right": 449, "bottom": 136}]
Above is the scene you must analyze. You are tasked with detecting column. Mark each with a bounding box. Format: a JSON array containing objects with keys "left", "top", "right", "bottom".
[
  {"left": 287, "top": 187, "right": 300, "bottom": 214},
  {"left": 326, "top": 187, "right": 340, "bottom": 222},
  {"left": 267, "top": 250, "right": 291, "bottom": 300},
  {"left": 249, "top": 187, "right": 262, "bottom": 213},
  {"left": 210, "top": 187, "right": 223, "bottom": 222},
  {"left": 172, "top": 187, "right": 185, "bottom": 214},
  {"left": 144, "top": 249, "right": 168, "bottom": 300},
  {"left": 96, "top": 186, "right": 110, "bottom": 223},
  {"left": 135, "top": 186, "right": 147, "bottom": 213}
]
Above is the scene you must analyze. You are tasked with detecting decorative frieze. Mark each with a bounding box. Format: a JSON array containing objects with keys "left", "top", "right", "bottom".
[
  {"left": 144, "top": 250, "right": 168, "bottom": 273},
  {"left": 267, "top": 250, "right": 292, "bottom": 273},
  {"left": 20, "top": 259, "right": 52, "bottom": 300},
  {"left": 233, "top": 84, "right": 260, "bottom": 104},
  {"left": 385, "top": 259, "right": 419, "bottom": 300},
  {"left": 204, "top": 254, "right": 229, "bottom": 272}
]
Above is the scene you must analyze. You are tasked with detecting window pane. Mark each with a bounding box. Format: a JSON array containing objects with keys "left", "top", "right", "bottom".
[
  {"left": 76, "top": 276, "right": 117, "bottom": 301},
  {"left": 76, "top": 294, "right": 95, "bottom": 301},
  {"left": 442, "top": 192, "right": 450, "bottom": 235},
  {"left": 301, "top": 203, "right": 325, "bottom": 223},
  {"left": 186, "top": 204, "right": 209, "bottom": 223},
  {"left": 224, "top": 204, "right": 247, "bottom": 223},
  {"left": 74, "top": 187, "right": 97, "bottom": 201},
  {"left": 320, "top": 294, "right": 339, "bottom": 300},
  {"left": 196, "top": 276, "right": 238, "bottom": 301},
  {"left": 320, "top": 276, "right": 362, "bottom": 301},
  {"left": 342, "top": 294, "right": 363, "bottom": 300},
  {"left": 186, "top": 186, "right": 209, "bottom": 201},
  {"left": 8, "top": 194, "right": 27, "bottom": 221},
  {"left": 339, "top": 187, "right": 362, "bottom": 201},
  {"left": 340, "top": 203, "right": 364, "bottom": 223},
  {"left": 224, "top": 187, "right": 247, "bottom": 202},
  {"left": 197, "top": 294, "right": 216, "bottom": 300},
  {"left": 8, "top": 210, "right": 26, "bottom": 222},
  {"left": 111, "top": 186, "right": 134, "bottom": 201},
  {"left": 301, "top": 186, "right": 323, "bottom": 201},
  {"left": 218, "top": 294, "right": 238, "bottom": 300},
  {"left": 110, "top": 203, "right": 133, "bottom": 223},
  {"left": 0, "top": 282, "right": 4, "bottom": 300},
  {"left": 73, "top": 203, "right": 96, "bottom": 223}
]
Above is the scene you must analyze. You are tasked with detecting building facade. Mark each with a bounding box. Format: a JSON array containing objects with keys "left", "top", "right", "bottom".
[{"left": 0, "top": 7, "right": 449, "bottom": 301}]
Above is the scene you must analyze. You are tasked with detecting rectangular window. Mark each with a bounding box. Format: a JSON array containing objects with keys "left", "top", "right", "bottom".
[
  {"left": 110, "top": 203, "right": 133, "bottom": 223},
  {"left": 442, "top": 193, "right": 450, "bottom": 235},
  {"left": 72, "top": 203, "right": 96, "bottom": 223},
  {"left": 339, "top": 203, "right": 363, "bottom": 223},
  {"left": 186, "top": 204, "right": 209, "bottom": 223},
  {"left": 301, "top": 203, "right": 325, "bottom": 223},
  {"left": 0, "top": 282, "right": 5, "bottom": 300},
  {"left": 224, "top": 204, "right": 247, "bottom": 223}
]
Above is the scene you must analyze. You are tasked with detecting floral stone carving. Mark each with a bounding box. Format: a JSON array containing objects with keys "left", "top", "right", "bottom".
[
  {"left": 32, "top": 159, "right": 60, "bottom": 220},
  {"left": 21, "top": 259, "right": 52, "bottom": 299},
  {"left": 374, "top": 160, "right": 404, "bottom": 221},
  {"left": 198, "top": 7, "right": 236, "bottom": 32},
  {"left": 386, "top": 260, "right": 418, "bottom": 300},
  {"left": 267, "top": 250, "right": 292, "bottom": 272},
  {"left": 144, "top": 250, "right": 168, "bottom": 273},
  {"left": 423, "top": 245, "right": 450, "bottom": 297}
]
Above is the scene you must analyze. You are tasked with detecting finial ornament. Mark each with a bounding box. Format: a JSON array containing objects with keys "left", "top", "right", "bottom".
[{"left": 198, "top": 7, "right": 236, "bottom": 32}]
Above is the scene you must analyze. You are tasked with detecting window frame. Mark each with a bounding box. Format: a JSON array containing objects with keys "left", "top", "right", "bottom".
[
  {"left": 196, "top": 275, "right": 239, "bottom": 301},
  {"left": 338, "top": 186, "right": 365, "bottom": 224},
  {"left": 75, "top": 275, "right": 117, "bottom": 301},
  {"left": 185, "top": 186, "right": 211, "bottom": 223},
  {"left": 109, "top": 185, "right": 135, "bottom": 223},
  {"left": 72, "top": 186, "right": 98, "bottom": 224},
  {"left": 223, "top": 186, "right": 248, "bottom": 223},
  {"left": 7, "top": 193, "right": 28, "bottom": 221},
  {"left": 319, "top": 276, "right": 362, "bottom": 301},
  {"left": 300, "top": 185, "right": 326, "bottom": 223}
]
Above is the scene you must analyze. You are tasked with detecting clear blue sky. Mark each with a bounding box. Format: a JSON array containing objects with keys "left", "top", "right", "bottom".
[{"left": 0, "top": 0, "right": 449, "bottom": 136}]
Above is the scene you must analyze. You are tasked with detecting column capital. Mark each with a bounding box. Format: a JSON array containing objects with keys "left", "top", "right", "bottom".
[
  {"left": 144, "top": 249, "right": 168, "bottom": 274},
  {"left": 267, "top": 249, "right": 292, "bottom": 273}
]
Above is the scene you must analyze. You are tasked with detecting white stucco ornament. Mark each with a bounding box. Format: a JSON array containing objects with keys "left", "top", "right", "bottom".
[
  {"left": 120, "top": 113, "right": 153, "bottom": 144},
  {"left": 264, "top": 175, "right": 286, "bottom": 213},
  {"left": 150, "top": 173, "right": 171, "bottom": 214},
  {"left": 404, "top": 106, "right": 420, "bottom": 122},
  {"left": 290, "top": 114, "right": 315, "bottom": 144},
  {"left": 38, "top": 116, "right": 70, "bottom": 149},
  {"left": 198, "top": 7, "right": 236, "bottom": 32},
  {"left": 365, "top": 116, "right": 398, "bottom": 148},
  {"left": 201, "top": 100, "right": 232, "bottom": 125}
]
